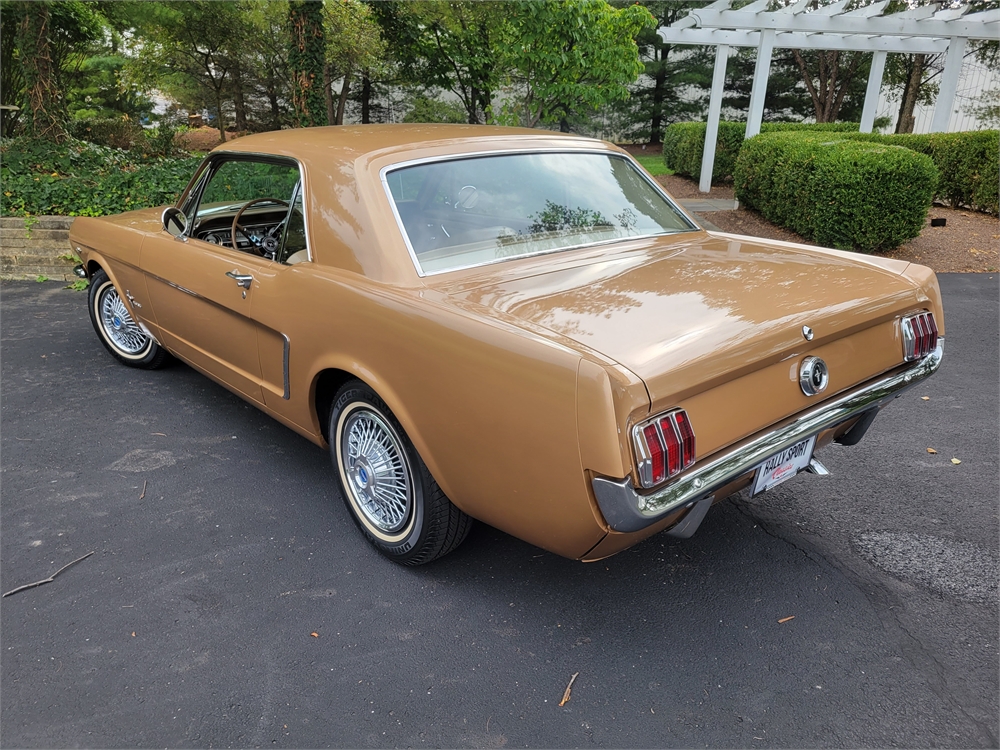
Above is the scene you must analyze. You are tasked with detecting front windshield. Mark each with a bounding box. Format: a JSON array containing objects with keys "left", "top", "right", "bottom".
[{"left": 384, "top": 152, "right": 696, "bottom": 275}]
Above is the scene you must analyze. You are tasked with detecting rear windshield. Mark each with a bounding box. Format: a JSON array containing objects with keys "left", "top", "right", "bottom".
[{"left": 383, "top": 152, "right": 696, "bottom": 275}]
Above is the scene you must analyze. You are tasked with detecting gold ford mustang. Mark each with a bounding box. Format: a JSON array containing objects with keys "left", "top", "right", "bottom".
[{"left": 70, "top": 124, "right": 944, "bottom": 565}]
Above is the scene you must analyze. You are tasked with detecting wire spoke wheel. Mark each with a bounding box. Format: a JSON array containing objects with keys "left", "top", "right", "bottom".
[
  {"left": 340, "top": 408, "right": 413, "bottom": 534},
  {"left": 87, "top": 269, "right": 168, "bottom": 370},
  {"left": 330, "top": 381, "right": 472, "bottom": 565},
  {"left": 99, "top": 285, "right": 149, "bottom": 355}
]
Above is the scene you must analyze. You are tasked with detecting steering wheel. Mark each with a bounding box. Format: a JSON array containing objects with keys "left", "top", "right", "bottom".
[{"left": 231, "top": 198, "right": 290, "bottom": 257}]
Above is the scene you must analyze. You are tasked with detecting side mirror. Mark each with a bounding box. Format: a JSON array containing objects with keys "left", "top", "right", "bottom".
[{"left": 162, "top": 206, "right": 188, "bottom": 237}]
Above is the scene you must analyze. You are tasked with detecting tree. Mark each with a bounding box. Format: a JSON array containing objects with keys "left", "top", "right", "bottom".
[
  {"left": 792, "top": 50, "right": 868, "bottom": 123},
  {"left": 14, "top": 2, "right": 67, "bottom": 140},
  {"left": 720, "top": 47, "right": 867, "bottom": 123},
  {"left": 1, "top": 2, "right": 28, "bottom": 137},
  {"left": 288, "top": 0, "right": 327, "bottom": 127},
  {"left": 621, "top": 0, "right": 714, "bottom": 143},
  {"left": 323, "top": 0, "right": 386, "bottom": 125},
  {"left": 407, "top": 1, "right": 510, "bottom": 125},
  {"left": 4, "top": 1, "right": 105, "bottom": 141},
  {"left": 879, "top": 0, "right": 998, "bottom": 133},
  {"left": 124, "top": 1, "right": 252, "bottom": 142},
  {"left": 499, "top": 0, "right": 655, "bottom": 130},
  {"left": 242, "top": 0, "right": 294, "bottom": 131}
]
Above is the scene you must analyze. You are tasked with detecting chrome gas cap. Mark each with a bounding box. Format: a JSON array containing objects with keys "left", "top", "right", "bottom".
[{"left": 799, "top": 356, "right": 829, "bottom": 396}]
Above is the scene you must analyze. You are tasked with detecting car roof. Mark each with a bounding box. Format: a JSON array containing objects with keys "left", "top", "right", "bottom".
[{"left": 212, "top": 124, "right": 606, "bottom": 162}]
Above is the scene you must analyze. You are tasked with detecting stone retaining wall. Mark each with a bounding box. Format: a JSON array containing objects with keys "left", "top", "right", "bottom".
[{"left": 1, "top": 216, "right": 77, "bottom": 281}]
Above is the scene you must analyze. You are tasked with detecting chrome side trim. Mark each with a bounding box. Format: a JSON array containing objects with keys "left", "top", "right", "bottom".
[
  {"left": 592, "top": 342, "right": 944, "bottom": 533},
  {"left": 281, "top": 333, "right": 290, "bottom": 400}
]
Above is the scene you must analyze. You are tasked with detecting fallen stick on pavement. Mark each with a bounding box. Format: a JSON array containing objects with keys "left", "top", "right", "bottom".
[{"left": 2, "top": 551, "right": 95, "bottom": 598}]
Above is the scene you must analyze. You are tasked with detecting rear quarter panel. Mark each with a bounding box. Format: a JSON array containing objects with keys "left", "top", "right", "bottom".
[{"left": 250, "top": 266, "right": 611, "bottom": 559}]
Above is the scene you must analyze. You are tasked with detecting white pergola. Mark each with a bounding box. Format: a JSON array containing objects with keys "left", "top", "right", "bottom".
[{"left": 659, "top": 0, "right": 1000, "bottom": 192}]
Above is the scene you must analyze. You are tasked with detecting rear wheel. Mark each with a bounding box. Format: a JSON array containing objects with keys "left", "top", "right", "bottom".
[
  {"left": 330, "top": 380, "right": 472, "bottom": 565},
  {"left": 88, "top": 269, "right": 170, "bottom": 369}
]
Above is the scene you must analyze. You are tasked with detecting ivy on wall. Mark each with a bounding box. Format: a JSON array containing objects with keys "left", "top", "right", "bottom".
[{"left": 288, "top": 0, "right": 327, "bottom": 128}]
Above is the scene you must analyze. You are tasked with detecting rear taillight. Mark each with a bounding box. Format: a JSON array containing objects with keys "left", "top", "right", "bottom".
[
  {"left": 901, "top": 312, "right": 938, "bottom": 361},
  {"left": 633, "top": 409, "right": 696, "bottom": 488}
]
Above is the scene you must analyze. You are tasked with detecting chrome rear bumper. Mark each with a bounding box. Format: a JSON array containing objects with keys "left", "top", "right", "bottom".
[{"left": 592, "top": 342, "right": 944, "bottom": 534}]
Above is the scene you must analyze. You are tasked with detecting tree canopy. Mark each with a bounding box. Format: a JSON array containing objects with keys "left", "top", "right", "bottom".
[{"left": 4, "top": 0, "right": 994, "bottom": 147}]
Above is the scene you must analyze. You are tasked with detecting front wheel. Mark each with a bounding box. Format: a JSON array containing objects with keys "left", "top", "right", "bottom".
[
  {"left": 88, "top": 269, "right": 170, "bottom": 369},
  {"left": 330, "top": 381, "right": 472, "bottom": 565}
]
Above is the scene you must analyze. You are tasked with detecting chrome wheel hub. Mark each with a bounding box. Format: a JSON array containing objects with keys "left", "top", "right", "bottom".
[
  {"left": 100, "top": 285, "right": 148, "bottom": 355},
  {"left": 341, "top": 409, "right": 412, "bottom": 534}
]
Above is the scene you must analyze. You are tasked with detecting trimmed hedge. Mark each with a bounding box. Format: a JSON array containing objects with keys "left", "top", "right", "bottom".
[
  {"left": 663, "top": 121, "right": 860, "bottom": 183},
  {"left": 734, "top": 133, "right": 938, "bottom": 253},
  {"left": 665, "top": 120, "right": 998, "bottom": 215},
  {"left": 1, "top": 136, "right": 201, "bottom": 217},
  {"left": 839, "top": 130, "right": 998, "bottom": 215}
]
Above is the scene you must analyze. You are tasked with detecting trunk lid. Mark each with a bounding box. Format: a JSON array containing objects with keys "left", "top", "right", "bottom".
[{"left": 435, "top": 233, "right": 927, "bottom": 456}]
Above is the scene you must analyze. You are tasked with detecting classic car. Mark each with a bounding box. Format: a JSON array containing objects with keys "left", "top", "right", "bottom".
[{"left": 69, "top": 124, "right": 944, "bottom": 565}]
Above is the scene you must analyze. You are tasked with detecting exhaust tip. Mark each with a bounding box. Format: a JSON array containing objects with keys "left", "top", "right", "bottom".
[{"left": 73, "top": 264, "right": 87, "bottom": 279}]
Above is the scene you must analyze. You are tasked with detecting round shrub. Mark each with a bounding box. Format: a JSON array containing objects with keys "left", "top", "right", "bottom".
[{"left": 735, "top": 132, "right": 938, "bottom": 253}]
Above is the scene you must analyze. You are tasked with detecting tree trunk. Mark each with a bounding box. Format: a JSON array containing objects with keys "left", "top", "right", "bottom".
[
  {"left": 324, "top": 63, "right": 335, "bottom": 126},
  {"left": 269, "top": 87, "right": 281, "bottom": 130},
  {"left": 214, "top": 91, "right": 227, "bottom": 143},
  {"left": 895, "top": 54, "right": 925, "bottom": 134},
  {"left": 560, "top": 117, "right": 570, "bottom": 133},
  {"left": 335, "top": 64, "right": 353, "bottom": 125},
  {"left": 650, "top": 44, "right": 668, "bottom": 144},
  {"left": 17, "top": 4, "right": 67, "bottom": 142},
  {"left": 232, "top": 65, "right": 248, "bottom": 131},
  {"left": 480, "top": 87, "right": 492, "bottom": 124},
  {"left": 469, "top": 86, "right": 480, "bottom": 124},
  {"left": 288, "top": 0, "right": 327, "bottom": 127},
  {"left": 361, "top": 74, "right": 371, "bottom": 124}
]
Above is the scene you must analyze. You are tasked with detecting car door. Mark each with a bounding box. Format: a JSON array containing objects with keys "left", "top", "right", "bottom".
[{"left": 141, "top": 155, "right": 302, "bottom": 404}]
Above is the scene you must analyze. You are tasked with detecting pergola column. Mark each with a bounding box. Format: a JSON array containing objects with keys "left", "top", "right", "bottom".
[
  {"left": 745, "top": 28, "right": 775, "bottom": 139},
  {"left": 860, "top": 50, "right": 887, "bottom": 133},
  {"left": 700, "top": 44, "right": 731, "bottom": 193},
  {"left": 930, "top": 37, "right": 968, "bottom": 132}
]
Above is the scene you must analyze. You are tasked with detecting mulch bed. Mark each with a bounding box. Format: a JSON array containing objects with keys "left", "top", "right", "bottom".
[
  {"left": 175, "top": 126, "right": 243, "bottom": 152},
  {"left": 655, "top": 174, "right": 999, "bottom": 274}
]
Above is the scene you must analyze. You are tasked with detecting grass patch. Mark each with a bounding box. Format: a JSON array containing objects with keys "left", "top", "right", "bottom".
[{"left": 632, "top": 154, "right": 673, "bottom": 177}]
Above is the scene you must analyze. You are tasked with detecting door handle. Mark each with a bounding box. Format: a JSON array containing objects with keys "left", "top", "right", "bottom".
[{"left": 225, "top": 270, "right": 253, "bottom": 289}]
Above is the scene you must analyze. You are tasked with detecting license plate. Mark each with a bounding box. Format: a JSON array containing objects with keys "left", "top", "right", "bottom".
[{"left": 752, "top": 436, "right": 816, "bottom": 496}]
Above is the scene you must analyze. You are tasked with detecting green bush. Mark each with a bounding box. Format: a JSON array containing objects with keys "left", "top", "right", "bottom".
[
  {"left": 1, "top": 136, "right": 201, "bottom": 217},
  {"left": 734, "top": 132, "right": 938, "bottom": 253},
  {"left": 403, "top": 95, "right": 468, "bottom": 124},
  {"left": 840, "top": 130, "right": 998, "bottom": 215},
  {"left": 663, "top": 121, "right": 860, "bottom": 183},
  {"left": 69, "top": 117, "right": 148, "bottom": 151}
]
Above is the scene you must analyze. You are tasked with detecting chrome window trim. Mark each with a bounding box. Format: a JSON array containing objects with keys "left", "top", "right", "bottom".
[
  {"left": 593, "top": 341, "right": 944, "bottom": 533},
  {"left": 378, "top": 149, "right": 700, "bottom": 278}
]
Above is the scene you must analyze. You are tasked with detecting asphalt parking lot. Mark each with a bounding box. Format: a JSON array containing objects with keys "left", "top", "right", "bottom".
[{"left": 1, "top": 274, "right": 997, "bottom": 748}]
